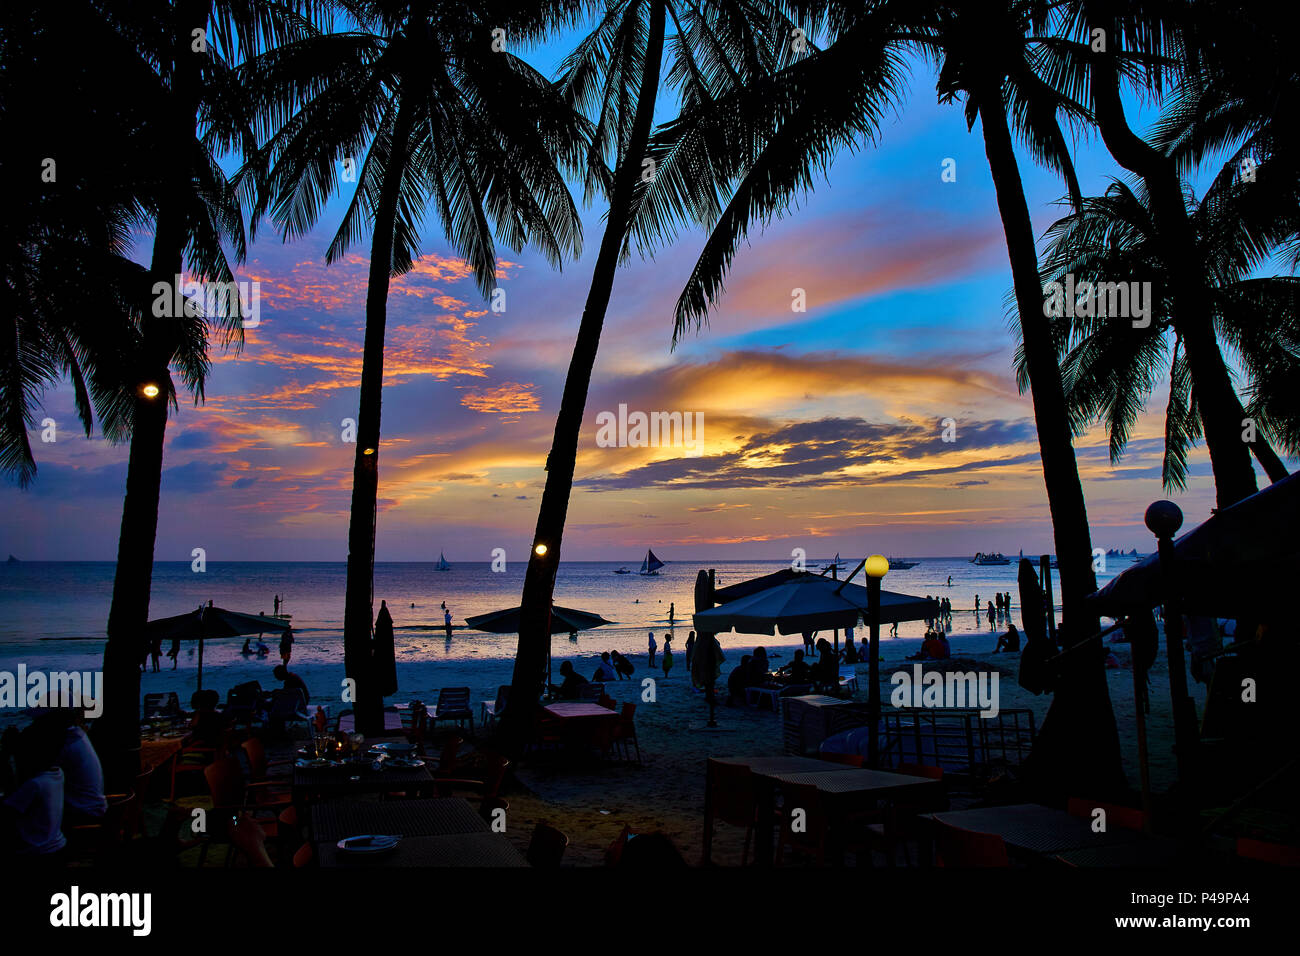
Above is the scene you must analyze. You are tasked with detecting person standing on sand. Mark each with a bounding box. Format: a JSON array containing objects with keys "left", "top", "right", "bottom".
[
  {"left": 987, "top": 602, "right": 996, "bottom": 629},
  {"left": 647, "top": 632, "right": 657, "bottom": 667},
  {"left": 669, "top": 602, "right": 675, "bottom": 625},
  {"left": 279, "top": 629, "right": 294, "bottom": 665},
  {"left": 150, "top": 636, "right": 162, "bottom": 673},
  {"left": 444, "top": 607, "right": 453, "bottom": 640},
  {"left": 684, "top": 632, "right": 696, "bottom": 672},
  {"left": 947, "top": 575, "right": 952, "bottom": 587},
  {"left": 167, "top": 637, "right": 180, "bottom": 670},
  {"left": 662, "top": 636, "right": 673, "bottom": 679},
  {"left": 974, "top": 595, "right": 981, "bottom": 615}
]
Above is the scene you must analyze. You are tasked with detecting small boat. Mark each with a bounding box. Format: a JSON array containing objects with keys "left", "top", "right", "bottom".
[
  {"left": 435, "top": 552, "right": 451, "bottom": 571},
  {"left": 971, "top": 552, "right": 1011, "bottom": 565},
  {"left": 888, "top": 557, "right": 919, "bottom": 570},
  {"left": 638, "top": 549, "right": 665, "bottom": 576},
  {"left": 821, "top": 552, "right": 848, "bottom": 572},
  {"left": 613, "top": 567, "right": 631, "bottom": 575}
]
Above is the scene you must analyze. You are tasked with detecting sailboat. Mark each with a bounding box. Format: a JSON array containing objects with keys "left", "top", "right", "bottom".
[
  {"left": 820, "top": 553, "right": 847, "bottom": 573},
  {"left": 435, "top": 552, "right": 451, "bottom": 571},
  {"left": 638, "top": 549, "right": 665, "bottom": 576},
  {"left": 887, "top": 557, "right": 919, "bottom": 570}
]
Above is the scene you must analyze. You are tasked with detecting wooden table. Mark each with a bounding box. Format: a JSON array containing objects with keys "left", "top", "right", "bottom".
[
  {"left": 311, "top": 796, "right": 526, "bottom": 867},
  {"left": 925, "top": 804, "right": 1144, "bottom": 861},
  {"left": 293, "top": 763, "right": 436, "bottom": 799},
  {"left": 703, "top": 755, "right": 860, "bottom": 864},
  {"left": 757, "top": 768, "right": 942, "bottom": 865},
  {"left": 311, "top": 798, "right": 488, "bottom": 842},
  {"left": 317, "top": 831, "right": 527, "bottom": 867},
  {"left": 543, "top": 703, "right": 619, "bottom": 720},
  {"left": 139, "top": 734, "right": 188, "bottom": 771}
]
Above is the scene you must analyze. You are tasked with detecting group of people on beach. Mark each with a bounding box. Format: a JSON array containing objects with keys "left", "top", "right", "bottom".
[{"left": 975, "top": 592, "right": 1014, "bottom": 630}]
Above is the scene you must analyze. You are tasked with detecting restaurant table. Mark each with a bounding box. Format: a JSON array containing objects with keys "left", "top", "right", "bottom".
[
  {"left": 1052, "top": 839, "right": 1188, "bottom": 867},
  {"left": 139, "top": 734, "right": 188, "bottom": 772},
  {"left": 925, "top": 803, "right": 1144, "bottom": 861},
  {"left": 703, "top": 755, "right": 861, "bottom": 864},
  {"left": 317, "top": 832, "right": 528, "bottom": 867},
  {"left": 293, "top": 763, "right": 436, "bottom": 799},
  {"left": 311, "top": 797, "right": 489, "bottom": 842},
  {"left": 543, "top": 703, "right": 620, "bottom": 720},
  {"left": 756, "top": 768, "right": 943, "bottom": 865}
]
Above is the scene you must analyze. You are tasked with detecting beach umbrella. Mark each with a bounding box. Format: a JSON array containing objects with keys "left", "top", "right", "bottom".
[
  {"left": 465, "top": 605, "right": 615, "bottom": 635},
  {"left": 691, "top": 571, "right": 936, "bottom": 635},
  {"left": 1087, "top": 472, "right": 1299, "bottom": 619},
  {"left": 374, "top": 601, "right": 398, "bottom": 698},
  {"left": 145, "top": 604, "right": 291, "bottom": 691}
]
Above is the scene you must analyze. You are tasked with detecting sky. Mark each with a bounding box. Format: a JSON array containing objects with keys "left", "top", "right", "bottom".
[{"left": 2, "top": 22, "right": 1285, "bottom": 564}]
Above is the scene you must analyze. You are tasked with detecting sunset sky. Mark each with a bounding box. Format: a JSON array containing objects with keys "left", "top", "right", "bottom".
[{"left": 4, "top": 33, "right": 1279, "bottom": 564}]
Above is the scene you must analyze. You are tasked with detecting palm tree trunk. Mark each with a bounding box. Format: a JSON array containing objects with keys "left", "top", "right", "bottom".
[
  {"left": 343, "top": 96, "right": 416, "bottom": 736},
  {"left": 500, "top": 0, "right": 667, "bottom": 747},
  {"left": 978, "top": 79, "right": 1124, "bottom": 799},
  {"left": 1089, "top": 41, "right": 1259, "bottom": 509},
  {"left": 1249, "top": 431, "right": 1288, "bottom": 484}
]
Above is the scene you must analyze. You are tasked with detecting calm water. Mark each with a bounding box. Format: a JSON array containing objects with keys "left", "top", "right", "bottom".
[{"left": 0, "top": 556, "right": 1140, "bottom": 666}]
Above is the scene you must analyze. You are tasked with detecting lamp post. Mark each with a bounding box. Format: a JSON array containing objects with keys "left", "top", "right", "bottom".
[
  {"left": 864, "top": 554, "right": 889, "bottom": 768},
  {"left": 1145, "top": 500, "right": 1198, "bottom": 783}
]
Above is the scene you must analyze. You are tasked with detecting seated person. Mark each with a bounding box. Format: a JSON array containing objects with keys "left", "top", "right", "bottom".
[
  {"left": 726, "top": 656, "right": 753, "bottom": 705},
  {"left": 930, "top": 632, "right": 951, "bottom": 660},
  {"left": 910, "top": 631, "right": 942, "bottom": 661},
  {"left": 54, "top": 714, "right": 106, "bottom": 826},
  {"left": 2, "top": 722, "right": 67, "bottom": 859},
  {"left": 549, "top": 661, "right": 589, "bottom": 700},
  {"left": 841, "top": 637, "right": 860, "bottom": 665},
  {"left": 188, "top": 689, "right": 229, "bottom": 747},
  {"left": 776, "top": 649, "right": 812, "bottom": 684},
  {"left": 254, "top": 641, "right": 270, "bottom": 657},
  {"left": 812, "top": 639, "right": 839, "bottom": 688},
  {"left": 592, "top": 652, "right": 618, "bottom": 683},
  {"left": 273, "top": 664, "right": 310, "bottom": 705},
  {"left": 993, "top": 624, "right": 1021, "bottom": 654},
  {"left": 750, "top": 647, "right": 771, "bottom": 680},
  {"left": 610, "top": 650, "right": 635, "bottom": 680}
]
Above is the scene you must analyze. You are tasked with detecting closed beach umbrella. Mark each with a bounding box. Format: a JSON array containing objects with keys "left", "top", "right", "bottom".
[
  {"left": 373, "top": 601, "right": 398, "bottom": 698},
  {"left": 145, "top": 604, "right": 291, "bottom": 691},
  {"left": 692, "top": 571, "right": 936, "bottom": 635}
]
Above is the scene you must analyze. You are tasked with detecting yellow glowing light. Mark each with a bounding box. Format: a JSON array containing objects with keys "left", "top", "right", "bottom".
[
  {"left": 142, "top": 384, "right": 160, "bottom": 398},
  {"left": 864, "top": 554, "right": 890, "bottom": 579},
  {"left": 534, "top": 543, "right": 548, "bottom": 556},
  {"left": 362, "top": 447, "right": 376, "bottom": 456}
]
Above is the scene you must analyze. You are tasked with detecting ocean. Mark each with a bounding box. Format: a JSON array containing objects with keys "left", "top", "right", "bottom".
[{"left": 0, "top": 554, "right": 1140, "bottom": 659}]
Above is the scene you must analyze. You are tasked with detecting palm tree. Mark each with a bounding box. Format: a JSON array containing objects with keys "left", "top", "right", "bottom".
[
  {"left": 80, "top": 0, "right": 320, "bottom": 760},
  {"left": 635, "top": 0, "right": 1125, "bottom": 794},
  {"left": 1055, "top": 0, "right": 1272, "bottom": 507},
  {"left": 1035, "top": 177, "right": 1295, "bottom": 493},
  {"left": 499, "top": 0, "right": 803, "bottom": 742},
  {"left": 243, "top": 0, "right": 589, "bottom": 733}
]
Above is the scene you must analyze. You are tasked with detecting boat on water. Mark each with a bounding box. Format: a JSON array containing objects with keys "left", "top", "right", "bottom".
[
  {"left": 888, "top": 557, "right": 919, "bottom": 569},
  {"left": 971, "top": 552, "right": 1011, "bottom": 565},
  {"left": 435, "top": 552, "right": 451, "bottom": 571},
  {"left": 613, "top": 567, "right": 632, "bottom": 575},
  {"left": 639, "top": 549, "right": 665, "bottom": 576},
  {"left": 821, "top": 552, "right": 848, "bottom": 573}
]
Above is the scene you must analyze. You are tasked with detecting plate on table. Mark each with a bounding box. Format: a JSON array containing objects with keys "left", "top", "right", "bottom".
[
  {"left": 337, "top": 834, "right": 401, "bottom": 854},
  {"left": 295, "top": 758, "right": 333, "bottom": 769},
  {"left": 384, "top": 757, "right": 425, "bottom": 769},
  {"left": 370, "top": 741, "right": 414, "bottom": 755}
]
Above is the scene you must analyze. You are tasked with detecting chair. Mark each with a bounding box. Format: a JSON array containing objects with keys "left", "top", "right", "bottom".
[
  {"left": 1066, "top": 797, "right": 1148, "bottom": 833},
  {"left": 610, "top": 703, "right": 641, "bottom": 765},
  {"left": 436, "top": 754, "right": 510, "bottom": 818},
  {"left": 265, "top": 688, "right": 311, "bottom": 735},
  {"left": 241, "top": 737, "right": 293, "bottom": 784},
  {"left": 775, "top": 782, "right": 828, "bottom": 865},
  {"left": 228, "top": 814, "right": 275, "bottom": 868},
  {"left": 200, "top": 756, "right": 288, "bottom": 865},
  {"left": 865, "top": 763, "right": 946, "bottom": 865},
  {"left": 818, "top": 751, "right": 864, "bottom": 767},
  {"left": 578, "top": 682, "right": 605, "bottom": 702},
  {"left": 597, "top": 694, "right": 617, "bottom": 711},
  {"left": 705, "top": 762, "right": 758, "bottom": 865},
  {"left": 143, "top": 692, "right": 181, "bottom": 719},
  {"left": 480, "top": 686, "right": 510, "bottom": 730},
  {"left": 526, "top": 823, "right": 569, "bottom": 867},
  {"left": 224, "top": 682, "right": 265, "bottom": 729},
  {"left": 431, "top": 687, "right": 475, "bottom": 734},
  {"left": 1236, "top": 837, "right": 1300, "bottom": 866},
  {"left": 838, "top": 667, "right": 859, "bottom": 694},
  {"left": 293, "top": 841, "right": 315, "bottom": 867},
  {"left": 933, "top": 821, "right": 1009, "bottom": 867},
  {"left": 429, "top": 734, "right": 464, "bottom": 777}
]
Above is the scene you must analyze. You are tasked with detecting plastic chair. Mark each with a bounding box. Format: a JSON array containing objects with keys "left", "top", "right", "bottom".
[
  {"left": 611, "top": 703, "right": 641, "bottom": 765},
  {"left": 933, "top": 821, "right": 1009, "bottom": 867},
  {"left": 775, "top": 782, "right": 827, "bottom": 865},
  {"left": 866, "top": 763, "right": 946, "bottom": 865},
  {"left": 431, "top": 687, "right": 474, "bottom": 734},
  {"left": 527, "top": 823, "right": 569, "bottom": 867},
  {"left": 578, "top": 682, "right": 605, "bottom": 702},
  {"left": 705, "top": 762, "right": 758, "bottom": 865},
  {"left": 1236, "top": 837, "right": 1300, "bottom": 866},
  {"left": 480, "top": 686, "right": 510, "bottom": 730}
]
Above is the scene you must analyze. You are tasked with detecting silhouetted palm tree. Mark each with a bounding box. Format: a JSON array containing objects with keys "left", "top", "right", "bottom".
[
  {"left": 243, "top": 0, "right": 589, "bottom": 733},
  {"left": 501, "top": 0, "right": 802, "bottom": 741},
  {"left": 1035, "top": 177, "right": 1295, "bottom": 493}
]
